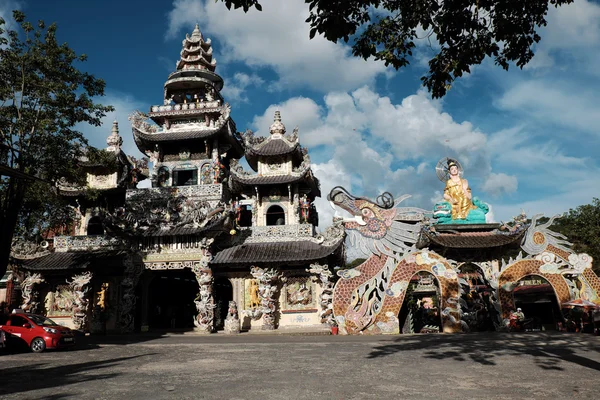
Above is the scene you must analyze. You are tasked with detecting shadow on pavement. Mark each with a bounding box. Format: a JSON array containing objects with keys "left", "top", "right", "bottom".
[
  {"left": 0, "top": 353, "right": 156, "bottom": 397},
  {"left": 367, "top": 332, "right": 600, "bottom": 372}
]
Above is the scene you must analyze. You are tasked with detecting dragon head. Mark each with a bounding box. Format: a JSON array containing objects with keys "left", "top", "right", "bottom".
[{"left": 327, "top": 186, "right": 429, "bottom": 258}]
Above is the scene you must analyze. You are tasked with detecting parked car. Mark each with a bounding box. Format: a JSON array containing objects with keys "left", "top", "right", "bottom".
[{"left": 0, "top": 312, "right": 75, "bottom": 353}]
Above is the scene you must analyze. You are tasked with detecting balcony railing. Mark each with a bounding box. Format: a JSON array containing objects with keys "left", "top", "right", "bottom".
[
  {"left": 126, "top": 184, "right": 223, "bottom": 200},
  {"left": 240, "top": 224, "right": 315, "bottom": 241},
  {"left": 53, "top": 235, "right": 122, "bottom": 252}
]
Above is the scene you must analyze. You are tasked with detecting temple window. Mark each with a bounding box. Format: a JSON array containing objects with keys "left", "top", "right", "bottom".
[
  {"left": 87, "top": 217, "right": 104, "bottom": 236},
  {"left": 173, "top": 168, "right": 198, "bottom": 186},
  {"left": 266, "top": 205, "right": 285, "bottom": 226}
]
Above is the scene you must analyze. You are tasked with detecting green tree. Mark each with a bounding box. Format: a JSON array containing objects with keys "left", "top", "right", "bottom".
[
  {"left": 218, "top": 0, "right": 573, "bottom": 98},
  {"left": 0, "top": 11, "right": 113, "bottom": 277},
  {"left": 552, "top": 199, "right": 600, "bottom": 274}
]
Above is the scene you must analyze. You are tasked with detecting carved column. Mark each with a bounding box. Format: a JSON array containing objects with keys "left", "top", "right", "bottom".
[
  {"left": 192, "top": 247, "right": 215, "bottom": 333},
  {"left": 250, "top": 266, "right": 281, "bottom": 330},
  {"left": 68, "top": 272, "right": 93, "bottom": 331},
  {"left": 307, "top": 263, "right": 335, "bottom": 326},
  {"left": 20, "top": 273, "right": 45, "bottom": 314},
  {"left": 118, "top": 253, "right": 144, "bottom": 333}
]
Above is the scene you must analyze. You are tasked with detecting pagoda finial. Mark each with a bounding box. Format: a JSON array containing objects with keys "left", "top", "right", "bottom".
[
  {"left": 191, "top": 23, "right": 202, "bottom": 40},
  {"left": 269, "top": 110, "right": 286, "bottom": 135},
  {"left": 106, "top": 120, "right": 123, "bottom": 152}
]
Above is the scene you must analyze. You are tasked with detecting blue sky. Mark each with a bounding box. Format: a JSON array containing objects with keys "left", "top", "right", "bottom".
[{"left": 3, "top": 0, "right": 600, "bottom": 227}]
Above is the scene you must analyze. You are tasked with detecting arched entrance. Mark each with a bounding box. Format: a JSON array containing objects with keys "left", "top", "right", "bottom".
[
  {"left": 333, "top": 251, "right": 461, "bottom": 335},
  {"left": 398, "top": 272, "right": 442, "bottom": 333},
  {"left": 457, "top": 263, "right": 499, "bottom": 331},
  {"left": 498, "top": 259, "right": 570, "bottom": 324},
  {"left": 213, "top": 277, "right": 233, "bottom": 330},
  {"left": 266, "top": 205, "right": 285, "bottom": 226},
  {"left": 513, "top": 275, "right": 562, "bottom": 330},
  {"left": 147, "top": 269, "right": 198, "bottom": 330}
]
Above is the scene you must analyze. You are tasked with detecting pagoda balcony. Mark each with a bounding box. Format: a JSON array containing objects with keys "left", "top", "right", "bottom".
[
  {"left": 53, "top": 235, "right": 123, "bottom": 253},
  {"left": 126, "top": 184, "right": 224, "bottom": 201},
  {"left": 149, "top": 101, "right": 222, "bottom": 115},
  {"left": 239, "top": 224, "right": 316, "bottom": 242}
]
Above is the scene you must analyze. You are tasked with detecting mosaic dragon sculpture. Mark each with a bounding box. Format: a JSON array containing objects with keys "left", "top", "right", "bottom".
[{"left": 328, "top": 187, "right": 464, "bottom": 334}]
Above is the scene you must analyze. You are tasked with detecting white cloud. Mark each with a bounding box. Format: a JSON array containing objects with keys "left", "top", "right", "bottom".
[
  {"left": 496, "top": 80, "right": 600, "bottom": 135},
  {"left": 221, "top": 72, "right": 264, "bottom": 103},
  {"left": 165, "top": 0, "right": 388, "bottom": 92},
  {"left": 76, "top": 91, "right": 149, "bottom": 160},
  {"left": 481, "top": 173, "right": 518, "bottom": 197},
  {"left": 250, "top": 86, "right": 512, "bottom": 226}
]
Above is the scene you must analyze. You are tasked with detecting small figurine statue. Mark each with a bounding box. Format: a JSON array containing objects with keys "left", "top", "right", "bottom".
[
  {"left": 224, "top": 301, "right": 240, "bottom": 334},
  {"left": 300, "top": 194, "right": 311, "bottom": 223},
  {"left": 211, "top": 155, "right": 225, "bottom": 184},
  {"left": 232, "top": 201, "right": 242, "bottom": 225}
]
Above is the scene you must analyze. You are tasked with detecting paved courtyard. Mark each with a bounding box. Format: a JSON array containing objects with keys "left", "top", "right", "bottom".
[{"left": 1, "top": 332, "right": 599, "bottom": 399}]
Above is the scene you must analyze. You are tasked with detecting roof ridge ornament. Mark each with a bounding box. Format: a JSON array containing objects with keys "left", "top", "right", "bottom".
[
  {"left": 106, "top": 120, "right": 123, "bottom": 152},
  {"left": 269, "top": 110, "right": 286, "bottom": 135}
]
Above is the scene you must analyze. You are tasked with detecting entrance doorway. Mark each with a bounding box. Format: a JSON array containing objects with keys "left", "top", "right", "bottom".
[
  {"left": 513, "top": 275, "right": 562, "bottom": 331},
  {"left": 398, "top": 272, "right": 442, "bottom": 333},
  {"left": 148, "top": 269, "right": 198, "bottom": 330},
  {"left": 214, "top": 277, "right": 233, "bottom": 330}
]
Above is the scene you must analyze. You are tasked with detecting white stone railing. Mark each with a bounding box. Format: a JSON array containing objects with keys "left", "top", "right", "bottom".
[
  {"left": 150, "top": 101, "right": 221, "bottom": 113},
  {"left": 126, "top": 184, "right": 223, "bottom": 200},
  {"left": 241, "top": 224, "right": 315, "bottom": 241},
  {"left": 53, "top": 235, "right": 122, "bottom": 252}
]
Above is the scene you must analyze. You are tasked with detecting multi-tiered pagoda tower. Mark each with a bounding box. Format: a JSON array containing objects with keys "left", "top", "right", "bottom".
[{"left": 8, "top": 25, "right": 345, "bottom": 335}]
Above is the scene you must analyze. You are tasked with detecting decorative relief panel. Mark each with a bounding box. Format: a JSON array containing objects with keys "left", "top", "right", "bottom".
[
  {"left": 53, "top": 235, "right": 123, "bottom": 252},
  {"left": 240, "top": 224, "right": 314, "bottom": 242},
  {"left": 282, "top": 277, "right": 315, "bottom": 311},
  {"left": 126, "top": 184, "right": 223, "bottom": 200}
]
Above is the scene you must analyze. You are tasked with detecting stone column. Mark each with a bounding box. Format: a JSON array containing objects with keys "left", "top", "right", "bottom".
[
  {"left": 20, "top": 272, "right": 45, "bottom": 314},
  {"left": 68, "top": 272, "right": 93, "bottom": 331},
  {"left": 307, "top": 263, "right": 335, "bottom": 326},
  {"left": 192, "top": 247, "right": 215, "bottom": 333},
  {"left": 118, "top": 252, "right": 144, "bottom": 333},
  {"left": 250, "top": 266, "right": 281, "bottom": 330}
]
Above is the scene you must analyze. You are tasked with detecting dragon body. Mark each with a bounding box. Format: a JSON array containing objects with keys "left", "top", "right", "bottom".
[{"left": 329, "top": 187, "right": 463, "bottom": 334}]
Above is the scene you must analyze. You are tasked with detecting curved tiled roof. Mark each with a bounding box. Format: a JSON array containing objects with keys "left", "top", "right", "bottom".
[
  {"left": 212, "top": 237, "right": 344, "bottom": 266},
  {"left": 420, "top": 225, "right": 527, "bottom": 249},
  {"left": 248, "top": 138, "right": 298, "bottom": 157}
]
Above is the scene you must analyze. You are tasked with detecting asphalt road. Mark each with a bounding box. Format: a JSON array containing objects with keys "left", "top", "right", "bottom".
[{"left": 1, "top": 332, "right": 599, "bottom": 400}]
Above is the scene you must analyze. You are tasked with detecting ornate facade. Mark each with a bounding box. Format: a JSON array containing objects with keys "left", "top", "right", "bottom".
[{"left": 8, "top": 25, "right": 344, "bottom": 334}]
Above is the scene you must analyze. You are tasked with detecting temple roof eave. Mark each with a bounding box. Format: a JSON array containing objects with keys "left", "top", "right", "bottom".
[{"left": 211, "top": 236, "right": 344, "bottom": 267}]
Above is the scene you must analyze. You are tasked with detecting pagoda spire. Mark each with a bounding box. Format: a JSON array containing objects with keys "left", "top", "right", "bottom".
[
  {"left": 106, "top": 120, "right": 123, "bottom": 152},
  {"left": 177, "top": 23, "right": 216, "bottom": 72},
  {"left": 269, "top": 111, "right": 286, "bottom": 135}
]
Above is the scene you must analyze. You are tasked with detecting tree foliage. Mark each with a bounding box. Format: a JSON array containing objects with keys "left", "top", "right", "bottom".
[
  {"left": 552, "top": 199, "right": 600, "bottom": 274},
  {"left": 218, "top": 0, "right": 573, "bottom": 98},
  {"left": 0, "top": 11, "right": 113, "bottom": 276}
]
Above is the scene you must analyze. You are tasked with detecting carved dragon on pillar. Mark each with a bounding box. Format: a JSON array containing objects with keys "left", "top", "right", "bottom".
[
  {"left": 20, "top": 273, "right": 45, "bottom": 314},
  {"left": 118, "top": 252, "right": 144, "bottom": 333},
  {"left": 192, "top": 245, "right": 215, "bottom": 333},
  {"left": 250, "top": 266, "right": 281, "bottom": 330},
  {"left": 307, "top": 263, "right": 335, "bottom": 326},
  {"left": 68, "top": 272, "right": 93, "bottom": 331}
]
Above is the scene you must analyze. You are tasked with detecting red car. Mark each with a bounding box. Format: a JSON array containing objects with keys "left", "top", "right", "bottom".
[{"left": 0, "top": 312, "right": 75, "bottom": 353}]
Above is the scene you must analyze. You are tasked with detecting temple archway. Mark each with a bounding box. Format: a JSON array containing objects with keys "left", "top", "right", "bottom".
[
  {"left": 266, "top": 205, "right": 285, "bottom": 226},
  {"left": 512, "top": 275, "right": 562, "bottom": 330},
  {"left": 147, "top": 269, "right": 198, "bottom": 330},
  {"left": 498, "top": 259, "right": 570, "bottom": 323},
  {"left": 456, "top": 263, "right": 498, "bottom": 332},
  {"left": 213, "top": 277, "right": 233, "bottom": 330},
  {"left": 333, "top": 251, "right": 461, "bottom": 335},
  {"left": 398, "top": 271, "right": 442, "bottom": 333},
  {"left": 86, "top": 217, "right": 104, "bottom": 235}
]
